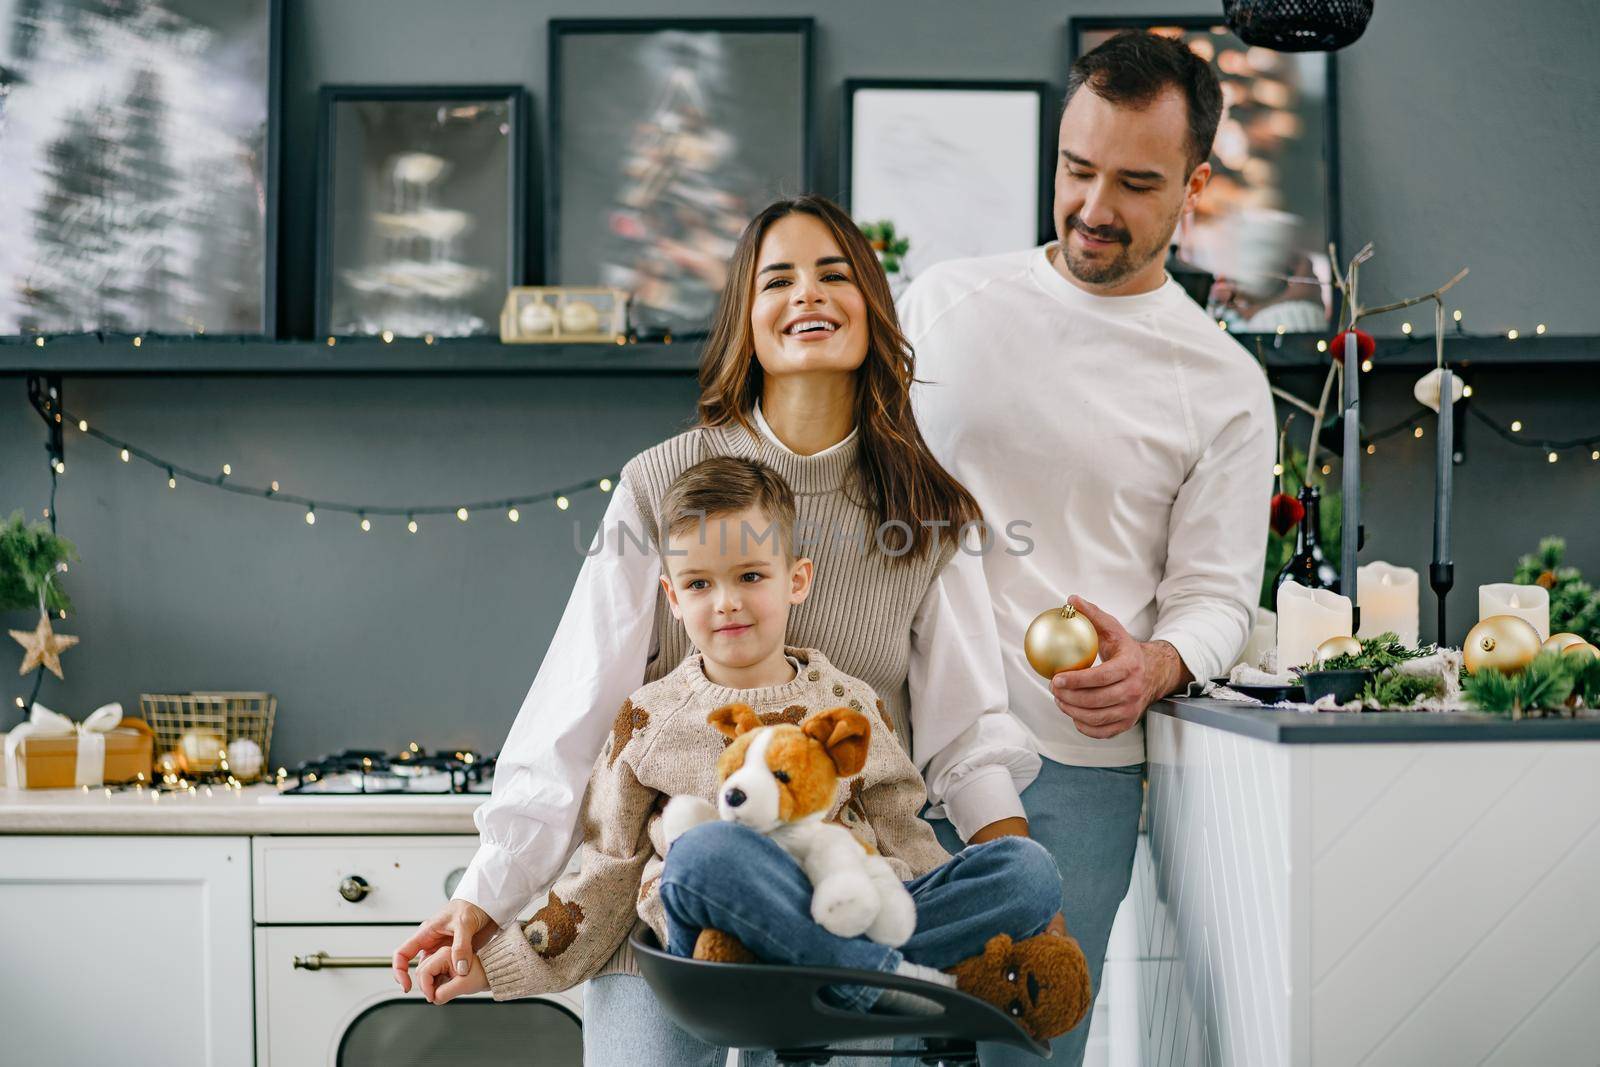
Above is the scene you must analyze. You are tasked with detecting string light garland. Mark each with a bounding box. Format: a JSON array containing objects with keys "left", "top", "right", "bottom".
[{"left": 36, "top": 401, "right": 620, "bottom": 531}]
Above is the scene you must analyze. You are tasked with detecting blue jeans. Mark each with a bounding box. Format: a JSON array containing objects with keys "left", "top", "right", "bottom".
[
  {"left": 659, "top": 821, "right": 1064, "bottom": 1011},
  {"left": 927, "top": 758, "right": 1145, "bottom": 1067}
]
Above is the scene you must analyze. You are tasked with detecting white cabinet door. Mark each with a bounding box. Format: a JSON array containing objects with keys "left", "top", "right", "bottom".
[{"left": 0, "top": 835, "right": 253, "bottom": 1067}]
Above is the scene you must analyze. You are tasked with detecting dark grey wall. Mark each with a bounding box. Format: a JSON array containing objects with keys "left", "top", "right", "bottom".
[{"left": 4, "top": 1, "right": 1598, "bottom": 766}]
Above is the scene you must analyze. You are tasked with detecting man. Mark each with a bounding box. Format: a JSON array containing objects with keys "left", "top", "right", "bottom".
[{"left": 901, "top": 31, "right": 1275, "bottom": 1065}]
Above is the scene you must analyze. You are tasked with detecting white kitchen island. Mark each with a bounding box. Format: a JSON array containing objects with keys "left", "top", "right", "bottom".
[{"left": 1122, "top": 697, "right": 1600, "bottom": 1066}]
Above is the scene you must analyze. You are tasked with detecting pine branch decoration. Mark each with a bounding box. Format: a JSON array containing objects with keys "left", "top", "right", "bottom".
[
  {"left": 1315, "top": 631, "right": 1433, "bottom": 673},
  {"left": 1361, "top": 671, "right": 1444, "bottom": 709},
  {"left": 0, "top": 511, "right": 78, "bottom": 614},
  {"left": 1462, "top": 652, "right": 1578, "bottom": 718},
  {"left": 1512, "top": 537, "right": 1600, "bottom": 645}
]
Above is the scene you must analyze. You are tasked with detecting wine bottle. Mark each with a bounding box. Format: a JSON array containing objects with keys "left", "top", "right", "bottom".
[{"left": 1274, "top": 484, "right": 1340, "bottom": 596}]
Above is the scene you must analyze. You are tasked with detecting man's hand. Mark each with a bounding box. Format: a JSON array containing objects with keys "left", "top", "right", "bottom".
[
  {"left": 967, "top": 816, "right": 1030, "bottom": 845},
  {"left": 1050, "top": 596, "right": 1192, "bottom": 740},
  {"left": 391, "top": 899, "right": 495, "bottom": 993}
]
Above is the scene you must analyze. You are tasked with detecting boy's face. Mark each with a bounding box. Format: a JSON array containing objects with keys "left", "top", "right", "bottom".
[{"left": 661, "top": 506, "right": 813, "bottom": 669}]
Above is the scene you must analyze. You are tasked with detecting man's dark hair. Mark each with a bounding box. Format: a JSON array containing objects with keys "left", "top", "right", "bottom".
[{"left": 1065, "top": 31, "right": 1223, "bottom": 173}]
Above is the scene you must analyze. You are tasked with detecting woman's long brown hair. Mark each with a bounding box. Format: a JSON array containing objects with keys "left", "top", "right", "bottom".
[{"left": 696, "top": 195, "right": 981, "bottom": 564}]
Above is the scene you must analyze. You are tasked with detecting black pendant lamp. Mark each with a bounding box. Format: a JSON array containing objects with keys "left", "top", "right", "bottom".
[{"left": 1222, "top": 0, "right": 1375, "bottom": 52}]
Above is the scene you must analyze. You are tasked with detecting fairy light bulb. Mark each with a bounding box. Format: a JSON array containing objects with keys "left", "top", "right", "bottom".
[
  {"left": 34, "top": 336, "right": 43, "bottom": 347},
  {"left": 1507, "top": 329, "right": 1519, "bottom": 340},
  {"left": 1401, "top": 321, "right": 1412, "bottom": 335},
  {"left": 1216, "top": 319, "right": 1228, "bottom": 330},
  {"left": 1536, "top": 323, "right": 1547, "bottom": 335},
  {"left": 556, "top": 496, "right": 570, "bottom": 511},
  {"left": 221, "top": 463, "right": 231, "bottom": 477},
  {"left": 1511, "top": 420, "right": 1523, "bottom": 432},
  {"left": 77, "top": 419, "right": 87, "bottom": 431},
  {"left": 327, "top": 336, "right": 337, "bottom": 347},
  {"left": 1360, "top": 359, "right": 1373, "bottom": 373},
  {"left": 1463, "top": 385, "right": 1474, "bottom": 398},
  {"left": 1366, "top": 443, "right": 1376, "bottom": 455},
  {"left": 120, "top": 449, "right": 129, "bottom": 462},
  {"left": 1548, "top": 452, "right": 1559, "bottom": 464},
  {"left": 270, "top": 480, "right": 280, "bottom": 493},
  {"left": 599, "top": 478, "right": 613, "bottom": 492},
  {"left": 381, "top": 330, "right": 395, "bottom": 343},
  {"left": 1453, "top": 309, "right": 1463, "bottom": 322},
  {"left": 457, "top": 507, "right": 469, "bottom": 522},
  {"left": 407, "top": 516, "right": 418, "bottom": 534},
  {"left": 168, "top": 470, "right": 177, "bottom": 489},
  {"left": 305, "top": 507, "right": 316, "bottom": 525},
  {"left": 1316, "top": 339, "right": 1328, "bottom": 353},
  {"left": 1413, "top": 427, "right": 1424, "bottom": 439},
  {"left": 1591, "top": 451, "right": 1599, "bottom": 461},
  {"left": 1276, "top": 325, "right": 1286, "bottom": 336},
  {"left": 52, "top": 459, "right": 65, "bottom": 474},
  {"left": 424, "top": 334, "right": 436, "bottom": 345},
  {"left": 359, "top": 516, "right": 371, "bottom": 532},
  {"left": 507, "top": 507, "right": 520, "bottom": 522}
]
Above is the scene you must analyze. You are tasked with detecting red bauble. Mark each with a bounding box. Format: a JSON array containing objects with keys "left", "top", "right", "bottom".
[
  {"left": 1269, "top": 492, "right": 1305, "bottom": 537},
  {"left": 1329, "top": 328, "right": 1376, "bottom": 365}
]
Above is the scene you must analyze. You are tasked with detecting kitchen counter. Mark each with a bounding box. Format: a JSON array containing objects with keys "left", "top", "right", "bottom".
[
  {"left": 1162, "top": 694, "right": 1600, "bottom": 743},
  {"left": 1126, "top": 696, "right": 1600, "bottom": 1065},
  {"left": 0, "top": 782, "right": 483, "bottom": 834}
]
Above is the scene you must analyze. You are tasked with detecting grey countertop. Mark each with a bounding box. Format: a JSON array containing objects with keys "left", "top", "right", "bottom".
[
  {"left": 0, "top": 782, "right": 482, "bottom": 834},
  {"left": 1152, "top": 696, "right": 1600, "bottom": 744}
]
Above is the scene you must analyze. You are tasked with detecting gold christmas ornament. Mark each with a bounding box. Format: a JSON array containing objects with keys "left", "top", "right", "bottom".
[
  {"left": 1563, "top": 642, "right": 1600, "bottom": 662},
  {"left": 177, "top": 730, "right": 227, "bottom": 775},
  {"left": 9, "top": 611, "right": 79, "bottom": 680},
  {"left": 1463, "top": 614, "right": 1542, "bottom": 675},
  {"left": 1025, "top": 603, "right": 1099, "bottom": 678},
  {"left": 1543, "top": 632, "right": 1588, "bottom": 654},
  {"left": 1314, "top": 635, "right": 1363, "bottom": 666}
]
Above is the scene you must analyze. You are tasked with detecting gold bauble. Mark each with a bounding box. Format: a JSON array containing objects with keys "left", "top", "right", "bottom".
[
  {"left": 1463, "top": 614, "right": 1542, "bottom": 675},
  {"left": 1564, "top": 642, "right": 1600, "bottom": 662},
  {"left": 1543, "top": 632, "right": 1588, "bottom": 654},
  {"left": 1314, "top": 635, "right": 1363, "bottom": 666},
  {"left": 177, "top": 730, "right": 227, "bottom": 774},
  {"left": 1025, "top": 603, "right": 1099, "bottom": 678}
]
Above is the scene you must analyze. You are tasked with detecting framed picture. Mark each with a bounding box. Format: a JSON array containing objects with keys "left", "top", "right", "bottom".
[
  {"left": 0, "top": 0, "right": 281, "bottom": 337},
  {"left": 549, "top": 18, "right": 814, "bottom": 337},
  {"left": 842, "top": 80, "right": 1052, "bottom": 283},
  {"left": 1070, "top": 18, "right": 1339, "bottom": 334},
  {"left": 316, "top": 85, "right": 527, "bottom": 339}
]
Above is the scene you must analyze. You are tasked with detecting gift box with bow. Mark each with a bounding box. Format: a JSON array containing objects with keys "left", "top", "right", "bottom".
[{"left": 2, "top": 702, "right": 154, "bottom": 790}]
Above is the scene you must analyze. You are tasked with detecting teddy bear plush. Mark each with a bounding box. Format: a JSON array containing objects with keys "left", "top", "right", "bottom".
[
  {"left": 947, "top": 913, "right": 1092, "bottom": 1042},
  {"left": 663, "top": 703, "right": 918, "bottom": 947}
]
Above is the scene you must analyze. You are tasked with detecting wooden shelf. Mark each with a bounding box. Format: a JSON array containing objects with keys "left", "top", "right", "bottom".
[
  {"left": 0, "top": 336, "right": 702, "bottom": 376},
  {"left": 0, "top": 332, "right": 1593, "bottom": 377}
]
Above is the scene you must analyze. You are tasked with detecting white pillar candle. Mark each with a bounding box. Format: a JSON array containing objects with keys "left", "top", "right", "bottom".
[
  {"left": 1276, "top": 580, "right": 1354, "bottom": 673},
  {"left": 1356, "top": 562, "right": 1420, "bottom": 647},
  {"left": 1478, "top": 583, "right": 1550, "bottom": 642}
]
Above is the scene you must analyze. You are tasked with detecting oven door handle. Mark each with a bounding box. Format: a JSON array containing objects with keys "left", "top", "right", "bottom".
[{"left": 293, "top": 952, "right": 415, "bottom": 971}]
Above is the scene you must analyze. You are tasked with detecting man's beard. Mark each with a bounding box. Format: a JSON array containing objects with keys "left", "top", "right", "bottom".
[{"left": 1058, "top": 204, "right": 1181, "bottom": 287}]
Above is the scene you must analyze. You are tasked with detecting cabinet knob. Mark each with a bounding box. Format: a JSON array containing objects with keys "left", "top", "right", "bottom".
[{"left": 338, "top": 875, "right": 371, "bottom": 902}]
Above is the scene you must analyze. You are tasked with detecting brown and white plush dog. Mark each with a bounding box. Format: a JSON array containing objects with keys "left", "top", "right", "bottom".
[{"left": 662, "top": 703, "right": 917, "bottom": 947}]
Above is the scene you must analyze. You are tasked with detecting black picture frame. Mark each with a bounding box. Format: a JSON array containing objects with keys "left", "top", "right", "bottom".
[
  {"left": 840, "top": 79, "right": 1055, "bottom": 279},
  {"left": 1069, "top": 17, "right": 1341, "bottom": 334},
  {"left": 547, "top": 18, "right": 815, "bottom": 338},
  {"left": 314, "top": 85, "right": 528, "bottom": 340},
  {"left": 0, "top": 0, "right": 282, "bottom": 340}
]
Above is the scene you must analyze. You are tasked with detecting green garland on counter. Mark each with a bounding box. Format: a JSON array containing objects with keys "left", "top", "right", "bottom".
[
  {"left": 1361, "top": 671, "right": 1445, "bottom": 709},
  {"left": 1313, "top": 631, "right": 1435, "bottom": 673},
  {"left": 1461, "top": 652, "right": 1600, "bottom": 718}
]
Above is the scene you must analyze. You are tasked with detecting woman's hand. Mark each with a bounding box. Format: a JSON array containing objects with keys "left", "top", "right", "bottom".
[
  {"left": 417, "top": 944, "right": 489, "bottom": 1004},
  {"left": 391, "top": 899, "right": 494, "bottom": 992}
]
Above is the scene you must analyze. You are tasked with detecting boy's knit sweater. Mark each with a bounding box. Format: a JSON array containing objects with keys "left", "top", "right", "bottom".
[{"left": 478, "top": 646, "right": 952, "bottom": 1001}]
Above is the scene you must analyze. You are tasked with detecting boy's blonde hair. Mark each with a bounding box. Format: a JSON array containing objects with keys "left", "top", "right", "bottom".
[{"left": 659, "top": 457, "right": 798, "bottom": 564}]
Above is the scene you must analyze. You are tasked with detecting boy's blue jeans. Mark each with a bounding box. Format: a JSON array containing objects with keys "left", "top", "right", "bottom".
[{"left": 658, "top": 821, "right": 1063, "bottom": 1011}]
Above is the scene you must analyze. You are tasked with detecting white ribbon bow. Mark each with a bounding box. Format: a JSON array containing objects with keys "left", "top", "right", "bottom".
[{"left": 4, "top": 702, "right": 123, "bottom": 790}]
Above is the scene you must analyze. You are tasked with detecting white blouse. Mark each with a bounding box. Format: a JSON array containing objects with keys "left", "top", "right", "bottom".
[{"left": 454, "top": 407, "right": 1041, "bottom": 927}]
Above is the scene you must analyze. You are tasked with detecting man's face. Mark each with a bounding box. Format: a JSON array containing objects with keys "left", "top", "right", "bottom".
[
  {"left": 660, "top": 506, "right": 812, "bottom": 670},
  {"left": 1053, "top": 86, "right": 1210, "bottom": 294}
]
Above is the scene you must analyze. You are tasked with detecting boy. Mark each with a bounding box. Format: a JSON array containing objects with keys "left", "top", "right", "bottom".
[{"left": 415, "top": 457, "right": 1089, "bottom": 1039}]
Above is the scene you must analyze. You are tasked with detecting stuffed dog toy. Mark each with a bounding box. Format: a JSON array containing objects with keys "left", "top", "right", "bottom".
[{"left": 663, "top": 703, "right": 917, "bottom": 948}]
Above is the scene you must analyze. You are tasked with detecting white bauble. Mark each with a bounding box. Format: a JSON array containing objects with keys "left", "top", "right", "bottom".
[
  {"left": 518, "top": 300, "right": 556, "bottom": 335},
  {"left": 226, "top": 738, "right": 264, "bottom": 780}
]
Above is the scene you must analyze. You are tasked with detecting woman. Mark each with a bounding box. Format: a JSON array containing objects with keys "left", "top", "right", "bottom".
[{"left": 392, "top": 196, "right": 1040, "bottom": 1063}]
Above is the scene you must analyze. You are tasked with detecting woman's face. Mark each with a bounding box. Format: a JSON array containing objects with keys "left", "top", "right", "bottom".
[{"left": 749, "top": 214, "right": 870, "bottom": 379}]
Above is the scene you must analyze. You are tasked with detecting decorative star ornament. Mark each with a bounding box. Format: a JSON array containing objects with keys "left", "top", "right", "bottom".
[{"left": 10, "top": 611, "right": 79, "bottom": 680}]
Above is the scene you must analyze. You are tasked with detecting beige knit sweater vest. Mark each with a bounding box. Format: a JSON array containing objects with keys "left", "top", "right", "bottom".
[{"left": 621, "top": 421, "right": 959, "bottom": 744}]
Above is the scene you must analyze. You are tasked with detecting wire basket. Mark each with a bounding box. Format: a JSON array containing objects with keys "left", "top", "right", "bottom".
[
  {"left": 1223, "top": 0, "right": 1374, "bottom": 52},
  {"left": 139, "top": 691, "right": 276, "bottom": 782}
]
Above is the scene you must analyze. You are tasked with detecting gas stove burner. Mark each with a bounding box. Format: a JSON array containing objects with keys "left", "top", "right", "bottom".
[{"left": 276, "top": 744, "right": 497, "bottom": 796}]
